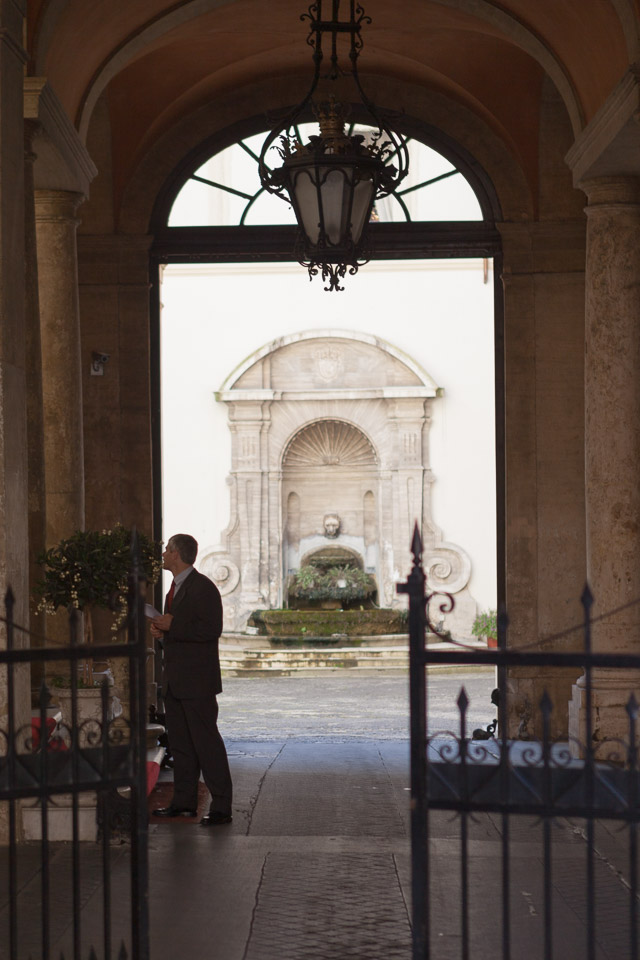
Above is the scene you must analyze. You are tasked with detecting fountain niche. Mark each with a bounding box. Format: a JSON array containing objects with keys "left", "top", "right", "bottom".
[{"left": 200, "top": 330, "right": 478, "bottom": 638}]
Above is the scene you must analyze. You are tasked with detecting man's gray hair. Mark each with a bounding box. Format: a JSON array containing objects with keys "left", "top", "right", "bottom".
[{"left": 168, "top": 534, "right": 198, "bottom": 565}]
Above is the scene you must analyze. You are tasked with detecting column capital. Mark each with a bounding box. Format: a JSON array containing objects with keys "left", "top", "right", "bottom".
[
  {"left": 34, "top": 188, "right": 84, "bottom": 223},
  {"left": 580, "top": 175, "right": 640, "bottom": 207}
]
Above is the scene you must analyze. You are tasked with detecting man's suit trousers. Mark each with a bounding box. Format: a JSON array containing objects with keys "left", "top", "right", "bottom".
[{"left": 164, "top": 687, "right": 232, "bottom": 815}]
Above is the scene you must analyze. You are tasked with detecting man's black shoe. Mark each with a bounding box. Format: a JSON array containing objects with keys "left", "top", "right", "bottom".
[
  {"left": 200, "top": 811, "right": 232, "bottom": 826},
  {"left": 152, "top": 805, "right": 198, "bottom": 818}
]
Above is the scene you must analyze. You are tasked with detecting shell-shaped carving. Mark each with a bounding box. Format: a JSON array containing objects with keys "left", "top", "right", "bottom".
[{"left": 283, "top": 420, "right": 377, "bottom": 468}]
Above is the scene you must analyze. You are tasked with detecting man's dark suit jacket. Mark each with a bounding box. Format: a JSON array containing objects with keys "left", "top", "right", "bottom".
[{"left": 160, "top": 569, "right": 223, "bottom": 699}]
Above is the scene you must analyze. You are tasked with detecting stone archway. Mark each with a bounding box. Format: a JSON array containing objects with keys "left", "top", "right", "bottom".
[{"left": 200, "top": 330, "right": 477, "bottom": 635}]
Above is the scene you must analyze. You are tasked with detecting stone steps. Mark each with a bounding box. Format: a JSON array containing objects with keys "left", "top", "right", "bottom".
[
  {"left": 219, "top": 641, "right": 490, "bottom": 676},
  {"left": 220, "top": 645, "right": 408, "bottom": 675}
]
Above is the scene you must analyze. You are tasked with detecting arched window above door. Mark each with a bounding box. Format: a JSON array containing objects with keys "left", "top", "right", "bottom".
[{"left": 167, "top": 123, "right": 483, "bottom": 228}]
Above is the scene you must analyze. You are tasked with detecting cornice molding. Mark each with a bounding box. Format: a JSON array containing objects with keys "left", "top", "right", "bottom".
[
  {"left": 566, "top": 67, "right": 640, "bottom": 185},
  {"left": 24, "top": 77, "right": 97, "bottom": 196},
  {"left": 0, "top": 27, "right": 28, "bottom": 65}
]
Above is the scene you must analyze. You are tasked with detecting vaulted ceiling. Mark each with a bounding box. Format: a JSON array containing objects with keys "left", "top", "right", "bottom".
[{"left": 26, "top": 0, "right": 638, "bottom": 220}]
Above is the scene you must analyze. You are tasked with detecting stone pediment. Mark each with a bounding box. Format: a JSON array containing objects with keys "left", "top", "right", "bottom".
[{"left": 216, "top": 330, "right": 439, "bottom": 400}]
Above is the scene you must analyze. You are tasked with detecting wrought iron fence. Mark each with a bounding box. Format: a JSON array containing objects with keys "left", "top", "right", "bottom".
[
  {"left": 399, "top": 525, "right": 640, "bottom": 960},
  {"left": 0, "top": 535, "right": 150, "bottom": 960}
]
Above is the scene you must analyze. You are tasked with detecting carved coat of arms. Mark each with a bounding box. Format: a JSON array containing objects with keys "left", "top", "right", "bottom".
[{"left": 315, "top": 348, "right": 341, "bottom": 382}]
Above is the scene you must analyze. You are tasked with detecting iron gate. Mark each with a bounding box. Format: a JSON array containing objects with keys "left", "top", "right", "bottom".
[
  {"left": 399, "top": 526, "right": 640, "bottom": 960},
  {"left": 0, "top": 536, "right": 150, "bottom": 960}
]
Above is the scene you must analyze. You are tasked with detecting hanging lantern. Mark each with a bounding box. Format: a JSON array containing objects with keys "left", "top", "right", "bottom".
[{"left": 259, "top": 1, "right": 409, "bottom": 291}]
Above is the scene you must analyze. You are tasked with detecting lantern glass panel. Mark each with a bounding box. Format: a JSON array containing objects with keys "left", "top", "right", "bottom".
[
  {"left": 290, "top": 168, "right": 321, "bottom": 243},
  {"left": 351, "top": 177, "right": 376, "bottom": 243},
  {"left": 318, "top": 168, "right": 351, "bottom": 246}
]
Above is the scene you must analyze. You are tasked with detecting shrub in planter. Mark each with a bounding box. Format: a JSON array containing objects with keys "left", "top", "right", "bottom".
[
  {"left": 288, "top": 564, "right": 377, "bottom": 606},
  {"left": 472, "top": 609, "right": 498, "bottom": 647},
  {"left": 35, "top": 525, "right": 161, "bottom": 686}
]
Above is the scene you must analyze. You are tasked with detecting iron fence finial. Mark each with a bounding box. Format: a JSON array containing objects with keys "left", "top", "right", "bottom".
[{"left": 410, "top": 522, "right": 423, "bottom": 565}]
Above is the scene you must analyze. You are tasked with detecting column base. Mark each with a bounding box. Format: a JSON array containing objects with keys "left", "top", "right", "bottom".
[{"left": 568, "top": 669, "right": 640, "bottom": 759}]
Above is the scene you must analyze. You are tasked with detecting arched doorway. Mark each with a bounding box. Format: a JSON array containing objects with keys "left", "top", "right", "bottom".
[{"left": 151, "top": 114, "right": 503, "bottom": 630}]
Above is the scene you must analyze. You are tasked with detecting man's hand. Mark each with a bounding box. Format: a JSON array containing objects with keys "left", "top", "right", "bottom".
[
  {"left": 150, "top": 622, "right": 164, "bottom": 639},
  {"left": 152, "top": 614, "right": 173, "bottom": 633}
]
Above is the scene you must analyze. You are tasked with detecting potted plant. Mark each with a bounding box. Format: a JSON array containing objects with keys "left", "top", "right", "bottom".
[
  {"left": 35, "top": 525, "right": 161, "bottom": 694},
  {"left": 472, "top": 608, "right": 498, "bottom": 648}
]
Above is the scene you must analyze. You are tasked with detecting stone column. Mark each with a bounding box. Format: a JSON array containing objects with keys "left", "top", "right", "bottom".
[
  {"left": 24, "top": 122, "right": 46, "bottom": 622},
  {"left": 568, "top": 176, "right": 640, "bottom": 750},
  {"left": 35, "top": 189, "right": 85, "bottom": 546}
]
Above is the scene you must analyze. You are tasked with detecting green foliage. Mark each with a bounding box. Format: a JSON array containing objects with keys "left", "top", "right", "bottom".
[
  {"left": 249, "top": 608, "right": 407, "bottom": 638},
  {"left": 288, "top": 564, "right": 376, "bottom": 602},
  {"left": 35, "top": 525, "right": 162, "bottom": 620},
  {"left": 472, "top": 609, "right": 497, "bottom": 638},
  {"left": 47, "top": 673, "right": 104, "bottom": 689}
]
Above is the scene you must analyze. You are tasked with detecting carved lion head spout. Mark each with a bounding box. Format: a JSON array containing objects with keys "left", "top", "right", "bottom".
[{"left": 323, "top": 513, "right": 341, "bottom": 539}]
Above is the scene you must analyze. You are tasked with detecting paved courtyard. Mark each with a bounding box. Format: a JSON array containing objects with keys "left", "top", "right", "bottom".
[
  {"left": 4, "top": 669, "right": 633, "bottom": 959},
  {"left": 217, "top": 669, "right": 497, "bottom": 742}
]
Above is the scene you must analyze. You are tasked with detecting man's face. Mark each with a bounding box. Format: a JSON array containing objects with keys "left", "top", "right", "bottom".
[{"left": 162, "top": 542, "right": 180, "bottom": 571}]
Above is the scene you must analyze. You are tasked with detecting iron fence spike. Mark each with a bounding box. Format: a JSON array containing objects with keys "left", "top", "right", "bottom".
[
  {"left": 581, "top": 581, "right": 594, "bottom": 610},
  {"left": 410, "top": 522, "right": 422, "bottom": 562},
  {"left": 540, "top": 689, "right": 553, "bottom": 714},
  {"left": 627, "top": 692, "right": 639, "bottom": 718},
  {"left": 457, "top": 686, "right": 469, "bottom": 712}
]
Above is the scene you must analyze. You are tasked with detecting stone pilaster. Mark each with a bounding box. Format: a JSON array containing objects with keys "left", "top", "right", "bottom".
[
  {"left": 569, "top": 176, "right": 640, "bottom": 752},
  {"left": 499, "top": 221, "right": 587, "bottom": 738},
  {"left": 35, "top": 189, "right": 85, "bottom": 545}
]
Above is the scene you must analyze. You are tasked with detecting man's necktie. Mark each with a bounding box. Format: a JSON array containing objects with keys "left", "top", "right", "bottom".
[{"left": 167, "top": 580, "right": 175, "bottom": 612}]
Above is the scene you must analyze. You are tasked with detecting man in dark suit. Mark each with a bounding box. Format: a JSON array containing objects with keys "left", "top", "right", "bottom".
[{"left": 150, "top": 533, "right": 233, "bottom": 825}]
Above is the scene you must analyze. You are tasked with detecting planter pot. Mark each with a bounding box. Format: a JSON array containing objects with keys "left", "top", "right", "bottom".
[
  {"left": 54, "top": 686, "right": 112, "bottom": 746},
  {"left": 487, "top": 636, "right": 498, "bottom": 648},
  {"left": 249, "top": 609, "right": 408, "bottom": 637}
]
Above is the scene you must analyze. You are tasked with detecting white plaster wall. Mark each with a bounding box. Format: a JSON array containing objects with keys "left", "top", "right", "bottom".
[{"left": 160, "top": 258, "right": 496, "bottom": 612}]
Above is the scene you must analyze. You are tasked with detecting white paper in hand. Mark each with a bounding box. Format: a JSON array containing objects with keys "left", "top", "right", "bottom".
[{"left": 144, "top": 603, "right": 161, "bottom": 619}]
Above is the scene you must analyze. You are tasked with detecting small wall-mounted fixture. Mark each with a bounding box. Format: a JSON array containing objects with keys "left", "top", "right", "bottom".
[{"left": 90, "top": 351, "right": 110, "bottom": 376}]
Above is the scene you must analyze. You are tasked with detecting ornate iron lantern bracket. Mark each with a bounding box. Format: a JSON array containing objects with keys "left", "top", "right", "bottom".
[{"left": 258, "top": 1, "right": 409, "bottom": 291}]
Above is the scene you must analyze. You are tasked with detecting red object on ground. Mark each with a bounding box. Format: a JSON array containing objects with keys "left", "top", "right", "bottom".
[
  {"left": 146, "top": 760, "right": 161, "bottom": 795},
  {"left": 31, "top": 717, "right": 68, "bottom": 751}
]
